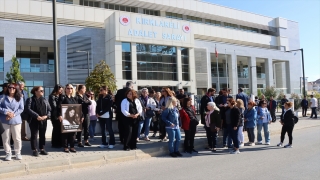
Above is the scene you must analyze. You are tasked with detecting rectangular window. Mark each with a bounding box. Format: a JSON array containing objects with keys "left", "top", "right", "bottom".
[
  {"left": 205, "top": 19, "right": 221, "bottom": 26},
  {"left": 143, "top": 9, "right": 160, "bottom": 16},
  {"left": 224, "top": 22, "right": 238, "bottom": 29},
  {"left": 186, "top": 15, "right": 202, "bottom": 23},
  {"left": 137, "top": 44, "right": 177, "bottom": 81},
  {"left": 181, "top": 47, "right": 189, "bottom": 81},
  {"left": 237, "top": 65, "right": 249, "bottom": 78},
  {"left": 211, "top": 62, "right": 226, "bottom": 77},
  {"left": 122, "top": 42, "right": 132, "bottom": 80},
  {"left": 0, "top": 50, "right": 3, "bottom": 72}
]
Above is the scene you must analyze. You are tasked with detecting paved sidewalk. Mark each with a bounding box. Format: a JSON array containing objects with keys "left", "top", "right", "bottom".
[{"left": 0, "top": 116, "right": 319, "bottom": 179}]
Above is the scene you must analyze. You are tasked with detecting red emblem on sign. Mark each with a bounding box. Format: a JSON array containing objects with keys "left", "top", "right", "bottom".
[
  {"left": 120, "top": 16, "right": 130, "bottom": 26},
  {"left": 182, "top": 25, "right": 191, "bottom": 33}
]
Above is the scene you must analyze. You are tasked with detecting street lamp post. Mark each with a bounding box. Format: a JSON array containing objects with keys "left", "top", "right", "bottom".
[
  {"left": 286, "top": 48, "right": 305, "bottom": 97},
  {"left": 52, "top": 0, "right": 59, "bottom": 84},
  {"left": 76, "top": 50, "right": 90, "bottom": 77}
]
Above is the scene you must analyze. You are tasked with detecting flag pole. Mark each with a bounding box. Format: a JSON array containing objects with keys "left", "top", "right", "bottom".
[
  {"left": 216, "top": 44, "right": 220, "bottom": 91},
  {"left": 225, "top": 49, "right": 228, "bottom": 89}
]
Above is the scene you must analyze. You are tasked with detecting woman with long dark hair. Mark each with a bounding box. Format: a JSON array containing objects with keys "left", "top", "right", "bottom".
[
  {"left": 158, "top": 87, "right": 174, "bottom": 142},
  {"left": 179, "top": 97, "right": 199, "bottom": 154},
  {"left": 76, "top": 84, "right": 92, "bottom": 147},
  {"left": 49, "top": 84, "right": 63, "bottom": 148},
  {"left": 121, "top": 89, "right": 143, "bottom": 151},
  {"left": 62, "top": 106, "right": 80, "bottom": 125},
  {"left": 58, "top": 84, "right": 81, "bottom": 153},
  {"left": 26, "top": 86, "right": 51, "bottom": 156},
  {"left": 0, "top": 83, "right": 24, "bottom": 161},
  {"left": 96, "top": 86, "right": 115, "bottom": 149},
  {"left": 225, "top": 98, "right": 241, "bottom": 154}
]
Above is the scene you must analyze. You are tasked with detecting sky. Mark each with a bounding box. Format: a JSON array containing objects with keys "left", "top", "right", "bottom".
[{"left": 205, "top": 0, "right": 320, "bottom": 82}]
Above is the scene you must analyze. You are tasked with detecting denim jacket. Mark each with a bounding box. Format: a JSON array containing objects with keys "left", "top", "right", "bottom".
[
  {"left": 256, "top": 106, "right": 271, "bottom": 125},
  {"left": 0, "top": 95, "right": 24, "bottom": 125},
  {"left": 161, "top": 108, "right": 181, "bottom": 128},
  {"left": 244, "top": 108, "right": 257, "bottom": 128}
]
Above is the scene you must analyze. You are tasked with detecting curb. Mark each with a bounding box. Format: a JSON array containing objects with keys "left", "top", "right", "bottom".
[{"left": 0, "top": 123, "right": 319, "bottom": 179}]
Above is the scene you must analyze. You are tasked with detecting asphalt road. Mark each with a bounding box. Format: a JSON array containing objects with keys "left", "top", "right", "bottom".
[{"left": 10, "top": 126, "right": 320, "bottom": 180}]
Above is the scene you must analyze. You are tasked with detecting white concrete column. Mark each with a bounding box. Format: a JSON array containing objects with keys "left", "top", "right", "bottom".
[
  {"left": 114, "top": 41, "right": 123, "bottom": 89},
  {"left": 4, "top": 36, "right": 16, "bottom": 77},
  {"left": 265, "top": 58, "right": 274, "bottom": 88},
  {"left": 228, "top": 54, "right": 237, "bottom": 95},
  {"left": 177, "top": 47, "right": 182, "bottom": 89},
  {"left": 249, "top": 56, "right": 257, "bottom": 96},
  {"left": 206, "top": 49, "right": 212, "bottom": 88},
  {"left": 189, "top": 48, "right": 196, "bottom": 94},
  {"left": 274, "top": 62, "right": 287, "bottom": 93},
  {"left": 131, "top": 42, "right": 138, "bottom": 90},
  {"left": 285, "top": 61, "right": 291, "bottom": 94}
]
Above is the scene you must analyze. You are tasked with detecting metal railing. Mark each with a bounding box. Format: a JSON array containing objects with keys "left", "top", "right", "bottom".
[{"left": 21, "top": 64, "right": 54, "bottom": 72}]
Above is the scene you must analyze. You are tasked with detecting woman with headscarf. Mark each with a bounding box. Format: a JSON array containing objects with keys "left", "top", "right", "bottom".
[
  {"left": 204, "top": 102, "right": 221, "bottom": 152},
  {"left": 26, "top": 86, "right": 51, "bottom": 156}
]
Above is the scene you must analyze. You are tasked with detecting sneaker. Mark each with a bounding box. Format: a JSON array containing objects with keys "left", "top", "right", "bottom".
[
  {"left": 256, "top": 141, "right": 263, "bottom": 145},
  {"left": 175, "top": 151, "right": 183, "bottom": 157},
  {"left": 32, "top": 151, "right": 39, "bottom": 157},
  {"left": 284, "top": 144, "right": 292, "bottom": 148},
  {"left": 230, "top": 150, "right": 240, "bottom": 154},
  {"left": 78, "top": 143, "right": 84, "bottom": 147},
  {"left": 108, "top": 145, "right": 114, "bottom": 149},
  {"left": 40, "top": 150, "right": 48, "bottom": 155},
  {"left": 16, "top": 154, "right": 22, "bottom": 160},
  {"left": 84, "top": 142, "right": 92, "bottom": 146},
  {"left": 277, "top": 142, "right": 283, "bottom": 147},
  {"left": 239, "top": 143, "right": 244, "bottom": 147},
  {"left": 223, "top": 144, "right": 228, "bottom": 148},
  {"left": 152, "top": 133, "right": 156, "bottom": 137},
  {"left": 265, "top": 142, "right": 270, "bottom": 145},
  {"left": 5, "top": 153, "right": 12, "bottom": 161},
  {"left": 250, "top": 142, "right": 255, "bottom": 146},
  {"left": 169, "top": 152, "right": 177, "bottom": 158},
  {"left": 163, "top": 137, "right": 168, "bottom": 142},
  {"left": 99, "top": 144, "right": 108, "bottom": 148}
]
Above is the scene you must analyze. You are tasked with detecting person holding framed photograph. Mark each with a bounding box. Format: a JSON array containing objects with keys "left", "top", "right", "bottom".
[{"left": 58, "top": 84, "right": 82, "bottom": 153}]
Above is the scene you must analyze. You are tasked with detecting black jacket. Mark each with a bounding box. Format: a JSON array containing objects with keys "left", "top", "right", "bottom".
[
  {"left": 200, "top": 95, "right": 213, "bottom": 124},
  {"left": 281, "top": 109, "right": 295, "bottom": 126},
  {"left": 49, "top": 94, "right": 60, "bottom": 120},
  {"left": 224, "top": 107, "right": 241, "bottom": 128},
  {"left": 96, "top": 94, "right": 113, "bottom": 116},
  {"left": 26, "top": 96, "right": 51, "bottom": 123},
  {"left": 77, "top": 94, "right": 92, "bottom": 115},
  {"left": 115, "top": 87, "right": 130, "bottom": 113}
]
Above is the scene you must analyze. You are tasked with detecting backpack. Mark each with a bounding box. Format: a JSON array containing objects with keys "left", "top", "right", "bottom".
[{"left": 293, "top": 116, "right": 299, "bottom": 124}]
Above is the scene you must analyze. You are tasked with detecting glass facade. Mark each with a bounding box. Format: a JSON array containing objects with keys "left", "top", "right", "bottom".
[
  {"left": 211, "top": 62, "right": 226, "bottom": 77},
  {"left": 143, "top": 9, "right": 160, "bottom": 16},
  {"left": 122, "top": 42, "right": 132, "bottom": 80},
  {"left": 80, "top": 0, "right": 100, "bottom": 7},
  {"left": 104, "top": 3, "right": 136, "bottom": 12},
  {"left": 137, "top": 44, "right": 177, "bottom": 81},
  {"left": 181, "top": 48, "right": 190, "bottom": 81},
  {"left": 237, "top": 65, "right": 249, "bottom": 78},
  {"left": 166, "top": 12, "right": 183, "bottom": 20},
  {"left": 186, "top": 15, "right": 202, "bottom": 23},
  {"left": 205, "top": 19, "right": 221, "bottom": 26}
]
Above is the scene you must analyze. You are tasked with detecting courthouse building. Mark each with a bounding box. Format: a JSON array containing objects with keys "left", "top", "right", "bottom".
[{"left": 0, "top": 0, "right": 302, "bottom": 95}]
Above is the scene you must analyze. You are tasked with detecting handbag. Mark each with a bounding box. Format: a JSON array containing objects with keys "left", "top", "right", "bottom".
[{"left": 146, "top": 109, "right": 155, "bottom": 118}]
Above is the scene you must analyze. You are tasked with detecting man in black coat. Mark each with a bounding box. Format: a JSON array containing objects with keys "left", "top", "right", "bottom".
[
  {"left": 200, "top": 88, "right": 216, "bottom": 124},
  {"left": 115, "top": 81, "right": 133, "bottom": 144}
]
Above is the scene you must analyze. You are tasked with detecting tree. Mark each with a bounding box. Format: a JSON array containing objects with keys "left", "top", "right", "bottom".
[
  {"left": 85, "top": 60, "right": 117, "bottom": 95},
  {"left": 6, "top": 55, "right": 25, "bottom": 83},
  {"left": 264, "top": 86, "right": 278, "bottom": 100}
]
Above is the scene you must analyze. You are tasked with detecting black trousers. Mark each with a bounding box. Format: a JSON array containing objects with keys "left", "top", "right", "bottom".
[
  {"left": 281, "top": 125, "right": 294, "bottom": 144},
  {"left": 116, "top": 112, "right": 125, "bottom": 143},
  {"left": 152, "top": 116, "right": 159, "bottom": 133},
  {"left": 302, "top": 106, "right": 308, "bottom": 117},
  {"left": 63, "top": 132, "right": 75, "bottom": 148},
  {"left": 159, "top": 119, "right": 167, "bottom": 139},
  {"left": 76, "top": 114, "right": 90, "bottom": 143},
  {"left": 184, "top": 121, "right": 197, "bottom": 151},
  {"left": 270, "top": 109, "right": 276, "bottom": 122},
  {"left": 123, "top": 120, "right": 139, "bottom": 150},
  {"left": 246, "top": 127, "right": 255, "bottom": 143},
  {"left": 51, "top": 118, "right": 62, "bottom": 147},
  {"left": 204, "top": 126, "right": 218, "bottom": 148},
  {"left": 29, "top": 119, "right": 47, "bottom": 150}
]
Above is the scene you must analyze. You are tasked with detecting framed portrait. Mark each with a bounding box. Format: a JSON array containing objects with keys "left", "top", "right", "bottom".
[{"left": 60, "top": 104, "right": 82, "bottom": 133}]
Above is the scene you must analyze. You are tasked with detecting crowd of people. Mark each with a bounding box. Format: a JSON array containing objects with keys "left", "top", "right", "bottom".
[{"left": 0, "top": 80, "right": 315, "bottom": 160}]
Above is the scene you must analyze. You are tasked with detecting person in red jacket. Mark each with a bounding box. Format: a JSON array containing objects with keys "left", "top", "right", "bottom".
[{"left": 179, "top": 97, "right": 199, "bottom": 154}]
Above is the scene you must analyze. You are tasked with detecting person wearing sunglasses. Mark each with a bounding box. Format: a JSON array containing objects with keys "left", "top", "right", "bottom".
[
  {"left": 0, "top": 83, "right": 24, "bottom": 161},
  {"left": 256, "top": 99, "right": 272, "bottom": 145},
  {"left": 26, "top": 86, "right": 51, "bottom": 156},
  {"left": 86, "top": 90, "right": 97, "bottom": 142},
  {"left": 58, "top": 84, "right": 81, "bottom": 153}
]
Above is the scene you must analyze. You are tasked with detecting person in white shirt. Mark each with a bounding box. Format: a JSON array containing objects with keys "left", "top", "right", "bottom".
[
  {"left": 121, "top": 89, "right": 143, "bottom": 151},
  {"left": 309, "top": 95, "right": 318, "bottom": 119}
]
